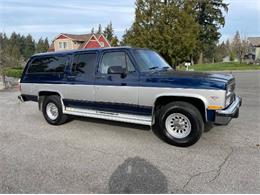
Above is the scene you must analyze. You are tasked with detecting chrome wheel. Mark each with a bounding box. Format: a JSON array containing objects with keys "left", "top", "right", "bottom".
[
  {"left": 165, "top": 113, "right": 191, "bottom": 139},
  {"left": 46, "top": 102, "right": 59, "bottom": 120}
]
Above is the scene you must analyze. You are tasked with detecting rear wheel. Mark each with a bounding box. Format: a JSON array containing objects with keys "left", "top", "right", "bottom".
[
  {"left": 154, "top": 101, "right": 204, "bottom": 147},
  {"left": 42, "top": 95, "right": 68, "bottom": 125}
]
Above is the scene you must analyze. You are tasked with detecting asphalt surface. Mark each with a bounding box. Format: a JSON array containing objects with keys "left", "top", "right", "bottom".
[{"left": 0, "top": 72, "right": 259, "bottom": 193}]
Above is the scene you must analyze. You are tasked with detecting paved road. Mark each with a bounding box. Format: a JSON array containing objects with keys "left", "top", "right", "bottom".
[{"left": 0, "top": 72, "right": 259, "bottom": 193}]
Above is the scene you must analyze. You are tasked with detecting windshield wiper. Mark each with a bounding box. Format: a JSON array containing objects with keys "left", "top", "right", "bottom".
[
  {"left": 149, "top": 66, "right": 160, "bottom": 70},
  {"left": 162, "top": 66, "right": 170, "bottom": 69},
  {"left": 149, "top": 66, "right": 170, "bottom": 71}
]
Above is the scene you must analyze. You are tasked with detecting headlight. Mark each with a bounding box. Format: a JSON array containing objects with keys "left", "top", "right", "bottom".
[
  {"left": 226, "top": 96, "right": 232, "bottom": 107},
  {"left": 226, "top": 85, "right": 232, "bottom": 97},
  {"left": 225, "top": 83, "right": 235, "bottom": 107}
]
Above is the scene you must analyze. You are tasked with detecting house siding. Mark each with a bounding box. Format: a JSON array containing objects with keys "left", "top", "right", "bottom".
[
  {"left": 255, "top": 47, "right": 260, "bottom": 60},
  {"left": 84, "top": 40, "right": 101, "bottom": 48},
  {"left": 54, "top": 39, "right": 73, "bottom": 51},
  {"left": 98, "top": 35, "right": 110, "bottom": 47}
]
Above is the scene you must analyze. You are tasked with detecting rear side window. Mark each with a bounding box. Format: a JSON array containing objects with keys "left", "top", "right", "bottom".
[
  {"left": 72, "top": 53, "right": 97, "bottom": 75},
  {"left": 28, "top": 55, "right": 67, "bottom": 73}
]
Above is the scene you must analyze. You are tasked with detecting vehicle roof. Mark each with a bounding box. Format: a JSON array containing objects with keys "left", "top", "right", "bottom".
[{"left": 32, "top": 46, "right": 148, "bottom": 57}]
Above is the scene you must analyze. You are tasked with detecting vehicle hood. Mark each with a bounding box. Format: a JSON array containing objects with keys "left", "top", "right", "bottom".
[{"left": 141, "top": 69, "right": 234, "bottom": 90}]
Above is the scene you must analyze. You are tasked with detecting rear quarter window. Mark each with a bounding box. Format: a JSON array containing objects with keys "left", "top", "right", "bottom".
[{"left": 27, "top": 55, "right": 67, "bottom": 73}]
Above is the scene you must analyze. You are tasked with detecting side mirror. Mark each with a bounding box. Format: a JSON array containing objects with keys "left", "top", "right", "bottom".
[{"left": 108, "top": 66, "right": 125, "bottom": 75}]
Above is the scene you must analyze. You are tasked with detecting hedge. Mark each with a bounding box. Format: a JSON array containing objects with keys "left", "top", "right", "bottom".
[{"left": 3, "top": 67, "right": 24, "bottom": 78}]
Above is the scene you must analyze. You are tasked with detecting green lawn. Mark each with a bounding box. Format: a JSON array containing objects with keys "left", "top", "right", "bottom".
[{"left": 177, "top": 62, "right": 260, "bottom": 71}]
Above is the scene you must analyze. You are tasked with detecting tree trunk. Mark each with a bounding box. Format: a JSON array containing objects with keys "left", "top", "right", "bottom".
[
  {"left": 0, "top": 74, "right": 6, "bottom": 89},
  {"left": 1, "top": 74, "right": 6, "bottom": 89},
  {"left": 198, "top": 52, "right": 203, "bottom": 64}
]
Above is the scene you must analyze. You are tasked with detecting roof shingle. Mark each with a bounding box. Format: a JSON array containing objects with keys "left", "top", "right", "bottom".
[{"left": 248, "top": 37, "right": 260, "bottom": 46}]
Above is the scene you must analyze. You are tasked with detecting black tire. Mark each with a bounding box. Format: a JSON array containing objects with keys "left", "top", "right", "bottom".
[
  {"left": 42, "top": 95, "right": 68, "bottom": 125},
  {"left": 153, "top": 101, "right": 204, "bottom": 147}
]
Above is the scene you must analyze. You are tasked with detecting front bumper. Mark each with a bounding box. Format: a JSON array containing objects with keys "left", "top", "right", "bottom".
[{"left": 214, "top": 96, "right": 242, "bottom": 125}]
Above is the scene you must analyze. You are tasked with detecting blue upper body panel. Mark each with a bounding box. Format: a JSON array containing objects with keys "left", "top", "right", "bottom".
[
  {"left": 21, "top": 47, "right": 233, "bottom": 90},
  {"left": 140, "top": 69, "right": 233, "bottom": 90}
]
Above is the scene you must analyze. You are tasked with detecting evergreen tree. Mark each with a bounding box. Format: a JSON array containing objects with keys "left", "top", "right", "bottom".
[
  {"left": 36, "top": 37, "right": 49, "bottom": 53},
  {"left": 103, "top": 21, "right": 119, "bottom": 46},
  {"left": 19, "top": 35, "right": 26, "bottom": 58},
  {"left": 103, "top": 21, "right": 114, "bottom": 42},
  {"left": 111, "top": 36, "right": 119, "bottom": 47},
  {"left": 123, "top": 0, "right": 199, "bottom": 65},
  {"left": 23, "top": 34, "right": 35, "bottom": 60},
  {"left": 44, "top": 38, "right": 49, "bottom": 50},
  {"left": 0, "top": 32, "right": 49, "bottom": 70},
  {"left": 192, "top": 0, "right": 229, "bottom": 63},
  {"left": 96, "top": 24, "right": 102, "bottom": 34},
  {"left": 4, "top": 32, "right": 22, "bottom": 67},
  {"left": 91, "top": 27, "right": 95, "bottom": 34}
]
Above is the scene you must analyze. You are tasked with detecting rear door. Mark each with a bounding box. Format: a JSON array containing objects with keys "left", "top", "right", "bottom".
[
  {"left": 94, "top": 50, "right": 141, "bottom": 115},
  {"left": 62, "top": 52, "right": 98, "bottom": 107}
]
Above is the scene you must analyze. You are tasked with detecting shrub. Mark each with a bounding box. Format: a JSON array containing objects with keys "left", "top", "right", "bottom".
[{"left": 4, "top": 67, "right": 24, "bottom": 78}]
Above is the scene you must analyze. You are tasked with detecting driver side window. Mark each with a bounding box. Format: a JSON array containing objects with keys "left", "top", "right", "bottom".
[{"left": 98, "top": 51, "right": 135, "bottom": 74}]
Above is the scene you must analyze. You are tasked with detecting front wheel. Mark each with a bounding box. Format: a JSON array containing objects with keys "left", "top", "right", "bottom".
[{"left": 154, "top": 101, "right": 204, "bottom": 147}]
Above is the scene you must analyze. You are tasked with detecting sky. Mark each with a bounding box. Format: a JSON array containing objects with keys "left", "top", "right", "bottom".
[{"left": 0, "top": 0, "right": 260, "bottom": 42}]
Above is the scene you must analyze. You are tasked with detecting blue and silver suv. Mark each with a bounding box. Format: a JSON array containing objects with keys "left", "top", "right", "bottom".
[{"left": 19, "top": 47, "right": 242, "bottom": 147}]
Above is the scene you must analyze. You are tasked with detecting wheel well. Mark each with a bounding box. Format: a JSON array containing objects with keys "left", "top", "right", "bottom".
[
  {"left": 38, "top": 91, "right": 61, "bottom": 111},
  {"left": 154, "top": 96, "right": 206, "bottom": 122}
]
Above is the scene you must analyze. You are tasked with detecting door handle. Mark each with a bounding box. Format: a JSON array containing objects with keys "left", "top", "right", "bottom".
[
  {"left": 121, "top": 83, "right": 127, "bottom": 86},
  {"left": 96, "top": 75, "right": 106, "bottom": 79},
  {"left": 66, "top": 75, "right": 76, "bottom": 80}
]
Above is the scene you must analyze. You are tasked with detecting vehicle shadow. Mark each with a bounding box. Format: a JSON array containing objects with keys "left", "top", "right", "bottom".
[
  {"left": 108, "top": 157, "right": 168, "bottom": 193},
  {"left": 72, "top": 116, "right": 151, "bottom": 131}
]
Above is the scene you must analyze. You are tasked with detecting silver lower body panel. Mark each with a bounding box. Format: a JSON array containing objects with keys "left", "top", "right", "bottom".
[{"left": 63, "top": 107, "right": 152, "bottom": 126}]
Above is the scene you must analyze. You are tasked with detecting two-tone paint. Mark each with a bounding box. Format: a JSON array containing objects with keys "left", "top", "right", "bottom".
[{"left": 20, "top": 47, "right": 236, "bottom": 126}]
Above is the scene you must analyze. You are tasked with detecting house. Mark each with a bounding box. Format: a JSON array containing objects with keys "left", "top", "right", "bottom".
[
  {"left": 222, "top": 55, "right": 239, "bottom": 63},
  {"left": 48, "top": 33, "right": 111, "bottom": 52},
  {"left": 246, "top": 37, "right": 260, "bottom": 63},
  {"left": 223, "top": 55, "right": 230, "bottom": 63}
]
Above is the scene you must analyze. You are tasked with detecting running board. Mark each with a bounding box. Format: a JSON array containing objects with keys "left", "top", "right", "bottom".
[{"left": 63, "top": 107, "right": 152, "bottom": 126}]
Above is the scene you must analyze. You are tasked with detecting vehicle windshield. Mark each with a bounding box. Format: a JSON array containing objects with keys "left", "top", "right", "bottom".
[{"left": 133, "top": 49, "right": 171, "bottom": 72}]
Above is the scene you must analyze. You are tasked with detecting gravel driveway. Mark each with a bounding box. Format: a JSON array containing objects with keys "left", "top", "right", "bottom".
[{"left": 0, "top": 71, "right": 259, "bottom": 193}]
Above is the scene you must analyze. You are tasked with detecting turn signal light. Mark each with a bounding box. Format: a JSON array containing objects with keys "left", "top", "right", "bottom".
[{"left": 208, "top": 105, "right": 224, "bottom": 110}]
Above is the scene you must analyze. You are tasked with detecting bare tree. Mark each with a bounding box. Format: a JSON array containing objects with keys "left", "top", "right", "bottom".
[{"left": 231, "top": 31, "right": 249, "bottom": 63}]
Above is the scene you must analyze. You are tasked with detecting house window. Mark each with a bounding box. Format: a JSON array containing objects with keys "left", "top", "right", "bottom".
[
  {"left": 59, "top": 42, "right": 68, "bottom": 49},
  {"left": 100, "top": 42, "right": 105, "bottom": 47}
]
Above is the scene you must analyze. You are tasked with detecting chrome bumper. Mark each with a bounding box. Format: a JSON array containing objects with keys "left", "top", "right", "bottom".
[{"left": 214, "top": 96, "right": 242, "bottom": 125}]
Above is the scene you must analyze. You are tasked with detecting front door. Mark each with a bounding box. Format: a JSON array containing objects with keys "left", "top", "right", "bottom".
[{"left": 94, "top": 50, "right": 140, "bottom": 115}]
